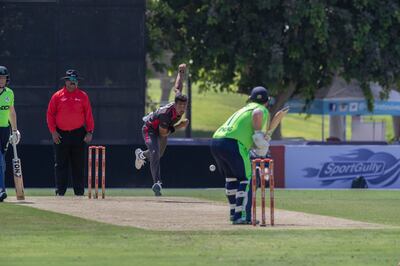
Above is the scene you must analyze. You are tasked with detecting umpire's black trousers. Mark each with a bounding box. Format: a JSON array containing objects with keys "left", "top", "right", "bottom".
[{"left": 54, "top": 127, "right": 86, "bottom": 196}]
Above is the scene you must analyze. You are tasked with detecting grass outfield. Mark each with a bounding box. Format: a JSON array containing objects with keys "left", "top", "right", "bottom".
[
  {"left": 147, "top": 79, "right": 395, "bottom": 140},
  {"left": 1, "top": 189, "right": 400, "bottom": 266}
]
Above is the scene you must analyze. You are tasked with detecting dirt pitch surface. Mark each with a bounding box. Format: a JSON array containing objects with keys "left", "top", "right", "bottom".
[{"left": 10, "top": 196, "right": 387, "bottom": 231}]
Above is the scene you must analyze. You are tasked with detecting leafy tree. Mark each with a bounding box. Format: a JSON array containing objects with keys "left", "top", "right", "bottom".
[{"left": 147, "top": 0, "right": 400, "bottom": 138}]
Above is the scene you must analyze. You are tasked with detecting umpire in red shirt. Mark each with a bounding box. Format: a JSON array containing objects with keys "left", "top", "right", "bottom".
[{"left": 46, "top": 69, "right": 94, "bottom": 196}]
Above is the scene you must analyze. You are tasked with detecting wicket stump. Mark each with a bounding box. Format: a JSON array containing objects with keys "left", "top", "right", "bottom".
[
  {"left": 88, "top": 146, "right": 106, "bottom": 199},
  {"left": 251, "top": 158, "right": 275, "bottom": 226}
]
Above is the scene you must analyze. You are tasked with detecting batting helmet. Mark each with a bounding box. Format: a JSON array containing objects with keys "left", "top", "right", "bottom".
[
  {"left": 248, "top": 86, "right": 270, "bottom": 104},
  {"left": 0, "top": 66, "right": 10, "bottom": 85}
]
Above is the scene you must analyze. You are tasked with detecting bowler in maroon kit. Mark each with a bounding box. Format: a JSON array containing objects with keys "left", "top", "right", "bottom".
[{"left": 135, "top": 64, "right": 189, "bottom": 196}]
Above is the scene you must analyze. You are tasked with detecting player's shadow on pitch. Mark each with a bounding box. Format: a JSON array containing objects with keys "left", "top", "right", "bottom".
[{"left": 8, "top": 201, "right": 34, "bottom": 205}]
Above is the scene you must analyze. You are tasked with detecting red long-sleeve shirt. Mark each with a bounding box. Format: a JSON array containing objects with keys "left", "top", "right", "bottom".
[{"left": 46, "top": 87, "right": 94, "bottom": 133}]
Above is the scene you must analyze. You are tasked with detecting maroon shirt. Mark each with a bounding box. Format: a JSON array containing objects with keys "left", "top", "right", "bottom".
[{"left": 143, "top": 102, "right": 182, "bottom": 134}]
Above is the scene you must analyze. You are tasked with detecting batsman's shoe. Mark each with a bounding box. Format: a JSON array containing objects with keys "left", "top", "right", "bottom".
[
  {"left": 135, "top": 148, "right": 146, "bottom": 170},
  {"left": 0, "top": 191, "right": 7, "bottom": 202},
  {"left": 232, "top": 218, "right": 249, "bottom": 225},
  {"left": 245, "top": 219, "right": 260, "bottom": 225},
  {"left": 152, "top": 182, "right": 162, "bottom": 197}
]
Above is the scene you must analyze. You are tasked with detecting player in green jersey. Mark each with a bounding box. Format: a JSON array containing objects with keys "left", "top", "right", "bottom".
[
  {"left": 0, "top": 66, "right": 21, "bottom": 202},
  {"left": 211, "top": 86, "right": 271, "bottom": 224}
]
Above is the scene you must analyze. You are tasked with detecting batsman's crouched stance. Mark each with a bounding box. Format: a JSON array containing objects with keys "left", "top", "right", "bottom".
[{"left": 211, "top": 86, "right": 270, "bottom": 224}]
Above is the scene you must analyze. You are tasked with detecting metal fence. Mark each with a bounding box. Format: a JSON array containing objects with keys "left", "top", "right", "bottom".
[{"left": 0, "top": 0, "right": 145, "bottom": 144}]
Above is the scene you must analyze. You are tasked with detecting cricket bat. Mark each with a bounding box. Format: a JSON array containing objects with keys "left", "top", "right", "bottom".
[
  {"left": 11, "top": 139, "right": 25, "bottom": 200},
  {"left": 267, "top": 106, "right": 290, "bottom": 137}
]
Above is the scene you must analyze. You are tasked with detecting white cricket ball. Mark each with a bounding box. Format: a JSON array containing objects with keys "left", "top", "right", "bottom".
[{"left": 209, "top": 164, "right": 216, "bottom": 172}]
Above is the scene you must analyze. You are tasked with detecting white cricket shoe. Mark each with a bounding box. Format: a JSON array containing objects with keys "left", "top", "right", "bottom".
[{"left": 135, "top": 148, "right": 146, "bottom": 170}]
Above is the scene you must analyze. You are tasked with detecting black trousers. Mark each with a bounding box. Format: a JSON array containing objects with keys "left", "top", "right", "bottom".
[
  {"left": 53, "top": 127, "right": 86, "bottom": 196},
  {"left": 0, "top": 126, "right": 10, "bottom": 153}
]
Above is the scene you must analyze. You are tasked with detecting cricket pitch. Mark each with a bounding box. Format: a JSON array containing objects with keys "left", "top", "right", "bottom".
[{"left": 10, "top": 196, "right": 387, "bottom": 231}]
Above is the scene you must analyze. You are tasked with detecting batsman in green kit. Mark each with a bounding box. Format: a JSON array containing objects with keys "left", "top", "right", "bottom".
[
  {"left": 0, "top": 66, "right": 21, "bottom": 202},
  {"left": 211, "top": 86, "right": 270, "bottom": 224}
]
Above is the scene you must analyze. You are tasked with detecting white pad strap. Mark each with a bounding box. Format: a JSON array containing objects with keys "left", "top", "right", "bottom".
[{"left": 226, "top": 189, "right": 237, "bottom": 196}]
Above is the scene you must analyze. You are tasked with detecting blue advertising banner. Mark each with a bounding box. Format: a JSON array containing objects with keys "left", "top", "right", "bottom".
[
  {"left": 285, "top": 145, "right": 400, "bottom": 189},
  {"left": 288, "top": 99, "right": 400, "bottom": 115}
]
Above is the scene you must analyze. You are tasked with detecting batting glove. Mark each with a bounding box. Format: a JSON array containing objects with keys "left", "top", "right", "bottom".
[
  {"left": 252, "top": 146, "right": 269, "bottom": 158},
  {"left": 10, "top": 129, "right": 21, "bottom": 145}
]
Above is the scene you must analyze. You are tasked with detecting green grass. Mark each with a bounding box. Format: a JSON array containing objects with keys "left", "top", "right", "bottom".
[
  {"left": 147, "top": 79, "right": 395, "bottom": 140},
  {"left": 276, "top": 190, "right": 400, "bottom": 226},
  {"left": 1, "top": 189, "right": 400, "bottom": 266}
]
